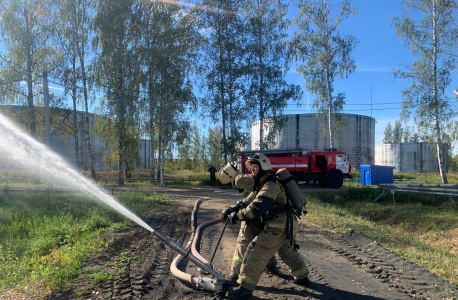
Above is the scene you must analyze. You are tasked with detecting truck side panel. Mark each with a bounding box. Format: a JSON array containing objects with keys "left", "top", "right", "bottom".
[{"left": 269, "top": 156, "right": 308, "bottom": 173}]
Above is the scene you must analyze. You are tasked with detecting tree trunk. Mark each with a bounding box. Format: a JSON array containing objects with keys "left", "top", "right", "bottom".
[
  {"left": 71, "top": 58, "right": 80, "bottom": 169},
  {"left": 327, "top": 76, "right": 334, "bottom": 150},
  {"left": 229, "top": 61, "right": 234, "bottom": 162},
  {"left": 432, "top": 1, "right": 448, "bottom": 184},
  {"left": 118, "top": 143, "right": 124, "bottom": 185},
  {"left": 117, "top": 80, "right": 125, "bottom": 186},
  {"left": 148, "top": 59, "right": 157, "bottom": 181},
  {"left": 259, "top": 56, "right": 264, "bottom": 150},
  {"left": 325, "top": 8, "right": 334, "bottom": 151},
  {"left": 79, "top": 49, "right": 97, "bottom": 181},
  {"left": 149, "top": 113, "right": 156, "bottom": 181},
  {"left": 157, "top": 93, "right": 163, "bottom": 182},
  {"left": 218, "top": 19, "right": 228, "bottom": 165},
  {"left": 160, "top": 136, "right": 165, "bottom": 187},
  {"left": 25, "top": 7, "right": 36, "bottom": 137},
  {"left": 27, "top": 60, "right": 35, "bottom": 136}
]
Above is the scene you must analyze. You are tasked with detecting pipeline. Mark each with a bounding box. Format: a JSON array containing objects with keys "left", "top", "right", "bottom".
[{"left": 169, "top": 197, "right": 226, "bottom": 293}]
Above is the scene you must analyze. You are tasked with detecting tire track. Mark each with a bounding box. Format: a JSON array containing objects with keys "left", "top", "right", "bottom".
[{"left": 298, "top": 224, "right": 458, "bottom": 300}]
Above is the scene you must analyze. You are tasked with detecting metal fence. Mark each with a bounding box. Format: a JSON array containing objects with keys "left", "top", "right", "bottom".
[{"left": 374, "top": 183, "right": 458, "bottom": 203}]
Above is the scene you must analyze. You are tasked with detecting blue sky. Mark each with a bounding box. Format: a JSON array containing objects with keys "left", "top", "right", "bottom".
[{"left": 284, "top": 0, "right": 458, "bottom": 154}]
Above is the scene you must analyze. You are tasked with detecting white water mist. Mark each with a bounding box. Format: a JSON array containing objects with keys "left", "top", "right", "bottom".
[{"left": 0, "top": 113, "right": 155, "bottom": 234}]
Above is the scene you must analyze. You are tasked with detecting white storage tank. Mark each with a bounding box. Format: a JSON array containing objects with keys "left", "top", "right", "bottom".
[
  {"left": 251, "top": 113, "right": 375, "bottom": 168},
  {"left": 0, "top": 105, "right": 152, "bottom": 171},
  {"left": 375, "top": 142, "right": 448, "bottom": 173}
]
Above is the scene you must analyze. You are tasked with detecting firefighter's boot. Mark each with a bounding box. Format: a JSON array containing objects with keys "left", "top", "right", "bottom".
[
  {"left": 265, "top": 256, "right": 278, "bottom": 274},
  {"left": 226, "top": 286, "right": 253, "bottom": 299},
  {"left": 226, "top": 272, "right": 239, "bottom": 286},
  {"left": 294, "top": 276, "right": 311, "bottom": 287}
]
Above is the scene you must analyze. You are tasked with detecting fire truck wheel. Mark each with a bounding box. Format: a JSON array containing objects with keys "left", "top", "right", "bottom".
[{"left": 328, "top": 173, "right": 343, "bottom": 189}]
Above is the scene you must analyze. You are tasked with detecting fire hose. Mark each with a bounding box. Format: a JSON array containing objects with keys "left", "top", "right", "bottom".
[{"left": 169, "top": 197, "right": 229, "bottom": 293}]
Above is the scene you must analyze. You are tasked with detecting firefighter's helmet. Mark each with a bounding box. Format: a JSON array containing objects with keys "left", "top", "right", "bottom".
[
  {"left": 218, "top": 162, "right": 238, "bottom": 185},
  {"left": 246, "top": 153, "right": 272, "bottom": 171}
]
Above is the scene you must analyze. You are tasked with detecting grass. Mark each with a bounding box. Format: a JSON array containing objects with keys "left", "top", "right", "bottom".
[
  {"left": 304, "top": 182, "right": 458, "bottom": 285},
  {"left": 0, "top": 191, "right": 170, "bottom": 294},
  {"left": 88, "top": 170, "right": 217, "bottom": 188},
  {"left": 1, "top": 169, "right": 457, "bottom": 293}
]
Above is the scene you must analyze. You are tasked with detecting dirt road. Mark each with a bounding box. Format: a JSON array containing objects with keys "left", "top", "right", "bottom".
[{"left": 48, "top": 186, "right": 457, "bottom": 300}]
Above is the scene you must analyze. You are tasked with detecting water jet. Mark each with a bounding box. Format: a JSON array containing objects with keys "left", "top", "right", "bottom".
[{"left": 0, "top": 112, "right": 225, "bottom": 291}]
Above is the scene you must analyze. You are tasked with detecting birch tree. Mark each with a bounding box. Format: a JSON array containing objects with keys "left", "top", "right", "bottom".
[
  {"left": 93, "top": 0, "right": 142, "bottom": 185},
  {"left": 242, "top": 0, "right": 301, "bottom": 150},
  {"left": 199, "top": 0, "right": 248, "bottom": 162},
  {"left": 56, "top": 0, "right": 97, "bottom": 179},
  {"left": 0, "top": 0, "right": 56, "bottom": 136},
  {"left": 138, "top": 0, "right": 200, "bottom": 186},
  {"left": 393, "top": 0, "right": 458, "bottom": 183},
  {"left": 293, "top": 0, "right": 357, "bottom": 150}
]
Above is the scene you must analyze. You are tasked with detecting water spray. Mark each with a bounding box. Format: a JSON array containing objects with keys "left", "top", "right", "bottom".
[{"left": 0, "top": 113, "right": 225, "bottom": 290}]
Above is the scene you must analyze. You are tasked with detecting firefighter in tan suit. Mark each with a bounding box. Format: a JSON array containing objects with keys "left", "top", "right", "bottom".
[
  {"left": 225, "top": 153, "right": 310, "bottom": 299},
  {"left": 219, "top": 163, "right": 278, "bottom": 283}
]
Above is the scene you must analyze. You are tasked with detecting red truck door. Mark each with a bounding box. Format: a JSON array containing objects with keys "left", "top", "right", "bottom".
[{"left": 311, "top": 154, "right": 328, "bottom": 172}]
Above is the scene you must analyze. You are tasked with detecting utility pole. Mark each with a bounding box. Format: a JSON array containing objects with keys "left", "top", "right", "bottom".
[
  {"left": 43, "top": 71, "right": 53, "bottom": 190},
  {"left": 371, "top": 84, "right": 372, "bottom": 118}
]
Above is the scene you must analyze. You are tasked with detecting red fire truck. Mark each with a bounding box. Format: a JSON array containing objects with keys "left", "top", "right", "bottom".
[{"left": 238, "top": 149, "right": 352, "bottom": 189}]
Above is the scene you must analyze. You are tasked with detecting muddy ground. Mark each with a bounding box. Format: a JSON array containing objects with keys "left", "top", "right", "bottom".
[{"left": 47, "top": 186, "right": 458, "bottom": 300}]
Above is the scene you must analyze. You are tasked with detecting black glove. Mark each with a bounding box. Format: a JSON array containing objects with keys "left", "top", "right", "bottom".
[
  {"left": 230, "top": 212, "right": 238, "bottom": 224},
  {"left": 230, "top": 211, "right": 245, "bottom": 224},
  {"left": 221, "top": 208, "right": 231, "bottom": 220},
  {"left": 235, "top": 200, "right": 245, "bottom": 208},
  {"left": 229, "top": 200, "right": 245, "bottom": 212}
]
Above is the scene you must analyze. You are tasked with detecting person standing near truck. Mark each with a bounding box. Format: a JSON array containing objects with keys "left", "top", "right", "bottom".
[
  {"left": 224, "top": 153, "right": 310, "bottom": 299},
  {"left": 208, "top": 164, "right": 217, "bottom": 185}
]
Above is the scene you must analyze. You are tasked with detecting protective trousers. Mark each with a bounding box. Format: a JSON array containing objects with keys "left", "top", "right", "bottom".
[
  {"left": 230, "top": 221, "right": 277, "bottom": 277},
  {"left": 238, "top": 213, "right": 309, "bottom": 291}
]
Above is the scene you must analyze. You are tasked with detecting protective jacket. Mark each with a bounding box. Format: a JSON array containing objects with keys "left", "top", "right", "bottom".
[{"left": 238, "top": 173, "right": 289, "bottom": 232}]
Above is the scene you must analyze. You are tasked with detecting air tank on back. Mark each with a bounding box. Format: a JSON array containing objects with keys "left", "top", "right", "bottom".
[{"left": 251, "top": 113, "right": 375, "bottom": 169}]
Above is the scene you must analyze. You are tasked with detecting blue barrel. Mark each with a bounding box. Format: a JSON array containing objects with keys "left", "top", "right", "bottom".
[{"left": 360, "top": 165, "right": 395, "bottom": 185}]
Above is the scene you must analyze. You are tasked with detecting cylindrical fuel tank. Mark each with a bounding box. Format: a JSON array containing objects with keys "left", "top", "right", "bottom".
[
  {"left": 375, "top": 142, "right": 447, "bottom": 173},
  {"left": 251, "top": 113, "right": 375, "bottom": 169}
]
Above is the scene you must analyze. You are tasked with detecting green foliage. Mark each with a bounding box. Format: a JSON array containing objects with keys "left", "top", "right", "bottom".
[
  {"left": 199, "top": 0, "right": 248, "bottom": 162},
  {"left": 138, "top": 0, "right": 201, "bottom": 184},
  {"left": 92, "top": 0, "right": 143, "bottom": 185},
  {"left": 393, "top": 173, "right": 417, "bottom": 180},
  {"left": 243, "top": 0, "right": 301, "bottom": 150},
  {"left": 451, "top": 154, "right": 458, "bottom": 172},
  {"left": 0, "top": 0, "right": 59, "bottom": 136},
  {"left": 383, "top": 122, "right": 393, "bottom": 144},
  {"left": 393, "top": 120, "right": 403, "bottom": 143},
  {"left": 293, "top": 0, "right": 357, "bottom": 149},
  {"left": 393, "top": 0, "right": 458, "bottom": 184},
  {"left": 207, "top": 126, "right": 224, "bottom": 168}
]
